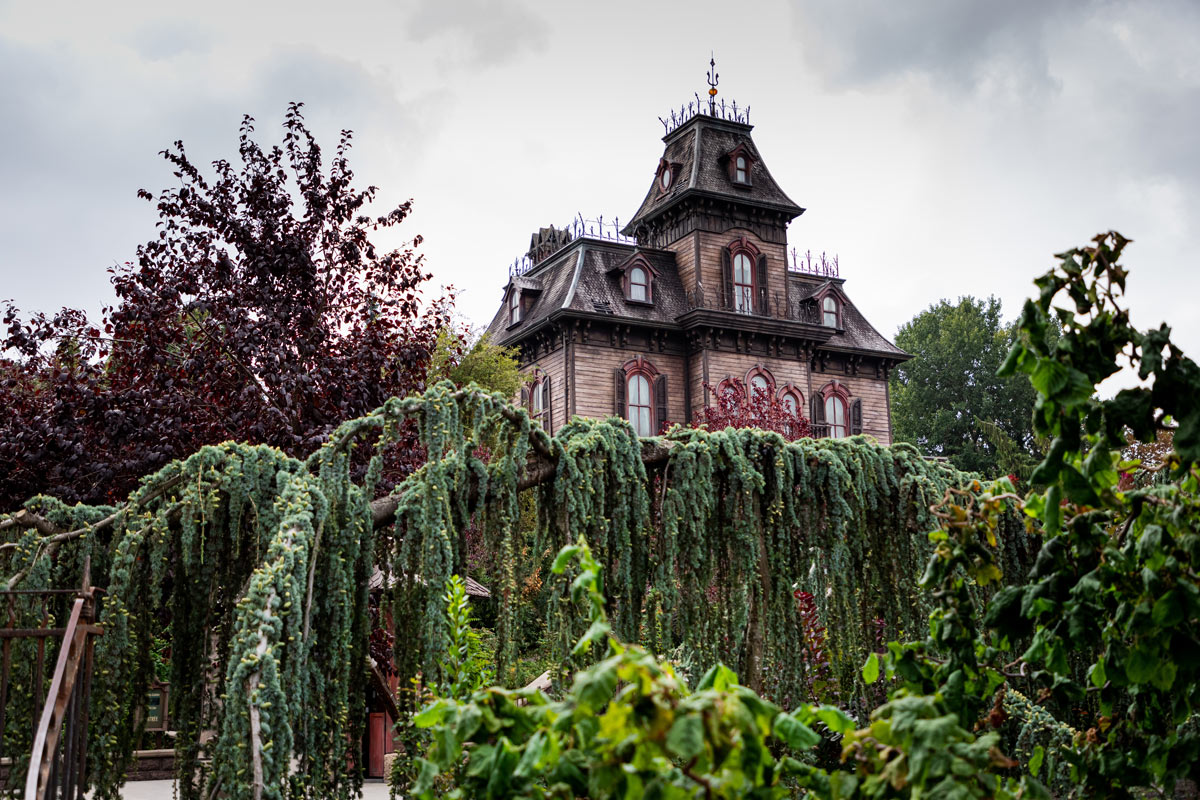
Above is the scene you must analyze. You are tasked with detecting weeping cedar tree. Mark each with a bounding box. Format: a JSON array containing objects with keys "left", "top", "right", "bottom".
[
  {"left": 0, "top": 103, "right": 449, "bottom": 508},
  {"left": 890, "top": 296, "right": 1038, "bottom": 476}
]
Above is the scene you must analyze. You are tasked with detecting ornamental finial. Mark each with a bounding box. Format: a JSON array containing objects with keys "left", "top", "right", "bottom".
[{"left": 706, "top": 53, "right": 719, "bottom": 115}]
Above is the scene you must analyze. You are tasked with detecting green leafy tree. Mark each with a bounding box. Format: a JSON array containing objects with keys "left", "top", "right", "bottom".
[
  {"left": 427, "top": 327, "right": 526, "bottom": 398},
  {"left": 891, "top": 296, "right": 1038, "bottom": 475}
]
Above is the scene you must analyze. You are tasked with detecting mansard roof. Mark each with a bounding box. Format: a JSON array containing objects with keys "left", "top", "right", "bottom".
[
  {"left": 484, "top": 237, "right": 907, "bottom": 362},
  {"left": 484, "top": 240, "right": 686, "bottom": 345},
  {"left": 623, "top": 114, "right": 804, "bottom": 235}
]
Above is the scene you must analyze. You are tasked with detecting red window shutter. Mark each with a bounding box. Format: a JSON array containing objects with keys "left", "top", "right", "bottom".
[
  {"left": 655, "top": 374, "right": 668, "bottom": 434},
  {"left": 850, "top": 398, "right": 863, "bottom": 435},
  {"left": 721, "top": 249, "right": 733, "bottom": 310},
  {"left": 614, "top": 368, "right": 626, "bottom": 417},
  {"left": 542, "top": 376, "right": 553, "bottom": 433},
  {"left": 756, "top": 253, "right": 768, "bottom": 315}
]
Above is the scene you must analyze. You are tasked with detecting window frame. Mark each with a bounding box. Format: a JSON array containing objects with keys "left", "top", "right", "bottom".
[
  {"left": 628, "top": 265, "right": 650, "bottom": 303},
  {"left": 732, "top": 251, "right": 755, "bottom": 313},
  {"left": 744, "top": 366, "right": 775, "bottom": 403},
  {"left": 821, "top": 294, "right": 841, "bottom": 328},
  {"left": 627, "top": 372, "right": 653, "bottom": 437},
  {"left": 778, "top": 384, "right": 804, "bottom": 417},
  {"left": 825, "top": 394, "right": 848, "bottom": 438},
  {"left": 725, "top": 144, "right": 755, "bottom": 186},
  {"left": 815, "top": 381, "right": 853, "bottom": 439},
  {"left": 618, "top": 356, "right": 664, "bottom": 437},
  {"left": 508, "top": 286, "right": 522, "bottom": 325}
]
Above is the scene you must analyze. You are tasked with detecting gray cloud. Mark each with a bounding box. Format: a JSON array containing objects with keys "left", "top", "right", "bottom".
[
  {"left": 127, "top": 20, "right": 215, "bottom": 62},
  {"left": 404, "top": 0, "right": 549, "bottom": 68},
  {"left": 793, "top": 0, "right": 1080, "bottom": 94}
]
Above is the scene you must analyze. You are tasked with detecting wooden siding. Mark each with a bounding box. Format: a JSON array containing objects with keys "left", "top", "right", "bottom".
[
  {"left": 664, "top": 232, "right": 698, "bottom": 293},
  {"left": 523, "top": 347, "right": 568, "bottom": 435},
  {"left": 571, "top": 343, "right": 688, "bottom": 429},
  {"left": 694, "top": 228, "right": 788, "bottom": 307},
  {"left": 811, "top": 371, "right": 893, "bottom": 444}
]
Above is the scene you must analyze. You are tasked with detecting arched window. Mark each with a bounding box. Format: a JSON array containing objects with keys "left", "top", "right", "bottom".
[
  {"left": 724, "top": 238, "right": 763, "bottom": 316},
  {"left": 733, "top": 252, "right": 754, "bottom": 313},
  {"left": 725, "top": 145, "right": 754, "bottom": 185},
  {"left": 509, "top": 288, "right": 521, "bottom": 325},
  {"left": 615, "top": 356, "right": 667, "bottom": 437},
  {"left": 627, "top": 373, "right": 652, "bottom": 436},
  {"left": 822, "top": 295, "right": 839, "bottom": 328},
  {"left": 744, "top": 366, "right": 775, "bottom": 403},
  {"left": 813, "top": 382, "right": 861, "bottom": 439},
  {"left": 779, "top": 385, "right": 803, "bottom": 417},
  {"left": 525, "top": 371, "right": 552, "bottom": 432},
  {"left": 629, "top": 266, "right": 649, "bottom": 302},
  {"left": 825, "top": 394, "right": 847, "bottom": 438}
]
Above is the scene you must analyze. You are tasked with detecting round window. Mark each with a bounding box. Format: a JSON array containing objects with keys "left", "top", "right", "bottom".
[{"left": 659, "top": 166, "right": 672, "bottom": 190}]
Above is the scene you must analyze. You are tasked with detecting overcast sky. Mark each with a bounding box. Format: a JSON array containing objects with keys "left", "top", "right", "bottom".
[{"left": 2, "top": 0, "right": 1197, "bottom": 375}]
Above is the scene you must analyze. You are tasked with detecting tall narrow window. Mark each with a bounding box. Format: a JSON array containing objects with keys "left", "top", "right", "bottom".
[
  {"left": 825, "top": 395, "right": 847, "bottom": 438},
  {"left": 822, "top": 296, "right": 839, "bottom": 327},
  {"left": 531, "top": 378, "right": 543, "bottom": 419},
  {"left": 734, "top": 155, "right": 748, "bottom": 183},
  {"left": 749, "top": 374, "right": 770, "bottom": 399},
  {"left": 629, "top": 266, "right": 649, "bottom": 302},
  {"left": 509, "top": 289, "right": 521, "bottom": 324},
  {"left": 733, "top": 252, "right": 754, "bottom": 313},
  {"left": 627, "top": 373, "right": 652, "bottom": 436},
  {"left": 781, "top": 393, "right": 798, "bottom": 415}
]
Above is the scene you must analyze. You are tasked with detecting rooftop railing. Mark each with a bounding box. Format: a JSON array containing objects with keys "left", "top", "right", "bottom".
[
  {"left": 787, "top": 248, "right": 840, "bottom": 279},
  {"left": 659, "top": 95, "right": 751, "bottom": 136},
  {"left": 508, "top": 215, "right": 637, "bottom": 278}
]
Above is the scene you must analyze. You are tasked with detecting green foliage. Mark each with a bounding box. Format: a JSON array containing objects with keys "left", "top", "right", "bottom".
[
  {"left": 409, "top": 540, "right": 849, "bottom": 800},
  {"left": 436, "top": 575, "right": 495, "bottom": 700},
  {"left": 428, "top": 328, "right": 526, "bottom": 398},
  {"left": 17, "top": 228, "right": 1192, "bottom": 800},
  {"left": 892, "top": 296, "right": 1039, "bottom": 475}
]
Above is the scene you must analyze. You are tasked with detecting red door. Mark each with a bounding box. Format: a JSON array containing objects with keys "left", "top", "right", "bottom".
[{"left": 368, "top": 712, "right": 385, "bottom": 777}]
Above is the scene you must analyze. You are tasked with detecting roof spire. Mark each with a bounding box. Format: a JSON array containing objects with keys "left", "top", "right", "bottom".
[{"left": 706, "top": 53, "right": 719, "bottom": 115}]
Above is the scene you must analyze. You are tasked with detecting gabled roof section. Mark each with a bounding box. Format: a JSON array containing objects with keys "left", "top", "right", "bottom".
[
  {"left": 570, "top": 247, "right": 686, "bottom": 323},
  {"left": 623, "top": 115, "right": 803, "bottom": 235},
  {"left": 483, "top": 242, "right": 585, "bottom": 345},
  {"left": 802, "top": 282, "right": 908, "bottom": 359}
]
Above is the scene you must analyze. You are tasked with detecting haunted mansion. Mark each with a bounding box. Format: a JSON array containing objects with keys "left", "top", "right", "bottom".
[{"left": 484, "top": 85, "right": 908, "bottom": 442}]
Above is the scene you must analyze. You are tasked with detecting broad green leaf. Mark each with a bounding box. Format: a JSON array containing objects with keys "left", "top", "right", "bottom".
[
  {"left": 413, "top": 699, "right": 450, "bottom": 728},
  {"left": 814, "top": 705, "right": 856, "bottom": 735},
  {"left": 551, "top": 545, "right": 581, "bottom": 574},
  {"left": 1125, "top": 645, "right": 1158, "bottom": 684},
  {"left": 571, "top": 620, "right": 612, "bottom": 656},
  {"left": 862, "top": 652, "right": 880, "bottom": 684},
  {"left": 1152, "top": 589, "right": 1184, "bottom": 628},
  {"left": 774, "top": 713, "right": 821, "bottom": 750},
  {"left": 696, "top": 663, "right": 738, "bottom": 692},
  {"left": 1028, "top": 745, "right": 1045, "bottom": 778},
  {"left": 666, "top": 713, "right": 705, "bottom": 760},
  {"left": 1089, "top": 657, "right": 1106, "bottom": 689}
]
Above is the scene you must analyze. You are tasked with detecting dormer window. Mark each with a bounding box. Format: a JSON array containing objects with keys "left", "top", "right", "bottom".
[
  {"left": 629, "top": 266, "right": 649, "bottom": 302},
  {"left": 509, "top": 287, "right": 521, "bottom": 325},
  {"left": 724, "top": 144, "right": 755, "bottom": 186},
  {"left": 616, "top": 254, "right": 656, "bottom": 305},
  {"left": 655, "top": 159, "right": 678, "bottom": 194},
  {"left": 822, "top": 296, "right": 840, "bottom": 327}
]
